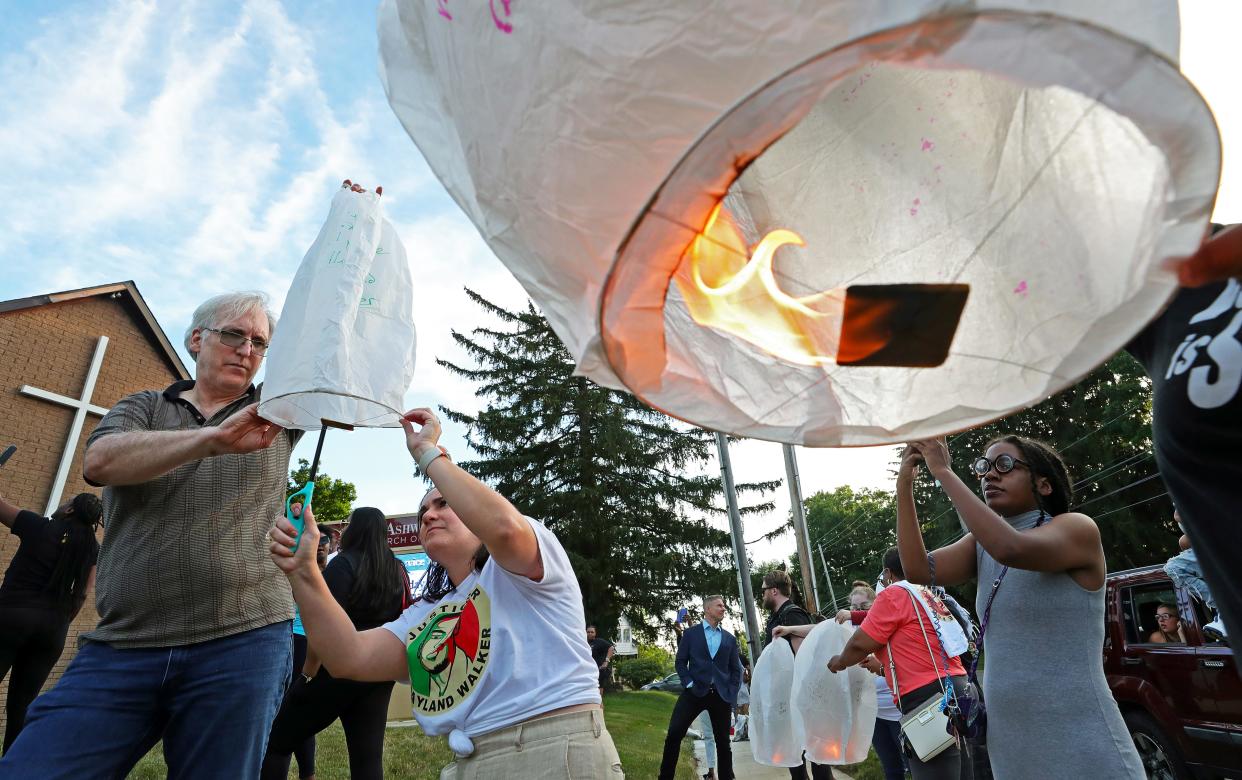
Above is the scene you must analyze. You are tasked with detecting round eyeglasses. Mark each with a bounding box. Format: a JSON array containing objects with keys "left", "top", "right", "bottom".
[{"left": 972, "top": 453, "right": 1030, "bottom": 477}]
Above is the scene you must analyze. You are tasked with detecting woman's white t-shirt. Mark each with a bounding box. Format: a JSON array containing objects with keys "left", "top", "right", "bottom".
[{"left": 381, "top": 517, "right": 600, "bottom": 740}]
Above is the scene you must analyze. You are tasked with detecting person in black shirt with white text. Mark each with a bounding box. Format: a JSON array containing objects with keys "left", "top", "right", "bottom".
[{"left": 1129, "top": 222, "right": 1242, "bottom": 637}]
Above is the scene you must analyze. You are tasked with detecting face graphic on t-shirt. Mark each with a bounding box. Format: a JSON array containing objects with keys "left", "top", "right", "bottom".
[{"left": 406, "top": 584, "right": 493, "bottom": 715}]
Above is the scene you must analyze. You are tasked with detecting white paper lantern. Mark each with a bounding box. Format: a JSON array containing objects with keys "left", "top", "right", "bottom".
[
  {"left": 748, "top": 637, "right": 804, "bottom": 768},
  {"left": 791, "top": 621, "right": 879, "bottom": 765},
  {"left": 379, "top": 0, "right": 1218, "bottom": 445},
  {"left": 260, "top": 188, "right": 417, "bottom": 430}
]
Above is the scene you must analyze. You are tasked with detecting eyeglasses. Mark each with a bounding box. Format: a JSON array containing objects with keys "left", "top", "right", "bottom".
[
  {"left": 1156, "top": 613, "right": 1177, "bottom": 621},
  {"left": 205, "top": 328, "right": 270, "bottom": 355},
  {"left": 972, "top": 453, "right": 1030, "bottom": 477}
]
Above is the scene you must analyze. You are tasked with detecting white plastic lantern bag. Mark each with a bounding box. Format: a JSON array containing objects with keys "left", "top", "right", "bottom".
[
  {"left": 379, "top": 0, "right": 1219, "bottom": 446},
  {"left": 260, "top": 188, "right": 417, "bottom": 429},
  {"left": 792, "top": 622, "right": 878, "bottom": 765},
  {"left": 749, "top": 637, "right": 803, "bottom": 767}
]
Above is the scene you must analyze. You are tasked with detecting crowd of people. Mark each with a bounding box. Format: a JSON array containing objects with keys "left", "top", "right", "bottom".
[{"left": 0, "top": 210, "right": 1236, "bottom": 779}]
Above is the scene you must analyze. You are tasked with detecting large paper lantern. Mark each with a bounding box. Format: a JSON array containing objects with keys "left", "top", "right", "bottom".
[
  {"left": 260, "top": 187, "right": 417, "bottom": 430},
  {"left": 748, "top": 637, "right": 804, "bottom": 768},
  {"left": 379, "top": 1, "right": 1218, "bottom": 445},
  {"left": 791, "top": 621, "right": 878, "bottom": 765}
]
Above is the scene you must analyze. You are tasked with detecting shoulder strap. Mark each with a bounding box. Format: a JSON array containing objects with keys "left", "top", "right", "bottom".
[
  {"left": 901, "top": 587, "right": 950, "bottom": 698},
  {"left": 969, "top": 511, "right": 1050, "bottom": 680},
  {"left": 887, "top": 640, "right": 902, "bottom": 707}
]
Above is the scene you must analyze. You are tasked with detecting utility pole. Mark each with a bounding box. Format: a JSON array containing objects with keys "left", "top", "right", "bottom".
[
  {"left": 817, "top": 543, "right": 838, "bottom": 612},
  {"left": 715, "top": 432, "right": 763, "bottom": 663},
  {"left": 782, "top": 444, "right": 819, "bottom": 614}
]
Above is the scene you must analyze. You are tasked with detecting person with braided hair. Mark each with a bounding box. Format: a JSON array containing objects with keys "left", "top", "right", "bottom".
[
  {"left": 894, "top": 436, "right": 1142, "bottom": 779},
  {"left": 0, "top": 491, "right": 100, "bottom": 753}
]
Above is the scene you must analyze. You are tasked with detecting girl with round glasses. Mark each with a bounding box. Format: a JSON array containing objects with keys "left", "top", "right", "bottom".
[{"left": 890, "top": 435, "right": 1142, "bottom": 779}]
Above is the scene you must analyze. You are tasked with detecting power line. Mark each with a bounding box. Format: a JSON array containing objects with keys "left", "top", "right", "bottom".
[
  {"left": 816, "top": 511, "right": 878, "bottom": 550},
  {"left": 1073, "top": 472, "right": 1163, "bottom": 511},
  {"left": 1072, "top": 451, "right": 1153, "bottom": 490},
  {"left": 1093, "top": 491, "right": 1170, "bottom": 520}
]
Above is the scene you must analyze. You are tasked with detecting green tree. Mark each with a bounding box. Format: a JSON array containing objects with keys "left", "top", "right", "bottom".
[
  {"left": 439, "top": 290, "right": 778, "bottom": 641},
  {"left": 287, "top": 458, "right": 358, "bottom": 525},
  {"left": 613, "top": 643, "right": 676, "bottom": 690},
  {"left": 790, "top": 486, "right": 897, "bottom": 614},
  {"left": 907, "top": 352, "right": 1174, "bottom": 607}
]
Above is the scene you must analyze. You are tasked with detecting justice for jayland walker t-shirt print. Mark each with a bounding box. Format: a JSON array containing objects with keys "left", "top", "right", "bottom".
[{"left": 406, "top": 584, "right": 493, "bottom": 715}]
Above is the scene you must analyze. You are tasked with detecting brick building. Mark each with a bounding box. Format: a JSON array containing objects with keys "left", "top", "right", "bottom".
[{"left": 0, "top": 282, "right": 189, "bottom": 734}]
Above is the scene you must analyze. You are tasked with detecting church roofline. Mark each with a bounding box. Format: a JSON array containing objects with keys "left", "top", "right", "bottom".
[{"left": 0, "top": 281, "right": 191, "bottom": 381}]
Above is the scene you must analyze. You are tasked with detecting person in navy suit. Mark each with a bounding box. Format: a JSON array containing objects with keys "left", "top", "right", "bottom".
[{"left": 659, "top": 594, "right": 744, "bottom": 780}]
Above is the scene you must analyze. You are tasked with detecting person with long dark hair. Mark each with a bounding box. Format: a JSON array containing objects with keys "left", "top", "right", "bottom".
[
  {"left": 893, "top": 435, "right": 1142, "bottom": 778},
  {"left": 261, "top": 507, "right": 410, "bottom": 780},
  {"left": 269, "top": 408, "right": 621, "bottom": 778},
  {"left": 0, "top": 491, "right": 101, "bottom": 753}
]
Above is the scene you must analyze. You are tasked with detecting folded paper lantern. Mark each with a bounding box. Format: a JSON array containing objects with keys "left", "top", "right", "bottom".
[
  {"left": 748, "top": 637, "right": 804, "bottom": 768},
  {"left": 260, "top": 188, "right": 417, "bottom": 430},
  {"left": 379, "top": 0, "right": 1218, "bottom": 445},
  {"left": 791, "top": 622, "right": 878, "bottom": 765}
]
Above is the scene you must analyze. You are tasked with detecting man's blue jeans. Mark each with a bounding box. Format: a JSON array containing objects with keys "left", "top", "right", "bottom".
[{"left": 0, "top": 621, "right": 291, "bottom": 779}]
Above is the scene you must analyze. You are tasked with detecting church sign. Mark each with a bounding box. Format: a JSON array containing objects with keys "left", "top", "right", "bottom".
[{"left": 387, "top": 514, "right": 421, "bottom": 548}]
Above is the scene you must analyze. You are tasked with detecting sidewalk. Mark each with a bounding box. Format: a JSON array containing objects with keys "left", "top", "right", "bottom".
[{"left": 693, "top": 737, "right": 854, "bottom": 780}]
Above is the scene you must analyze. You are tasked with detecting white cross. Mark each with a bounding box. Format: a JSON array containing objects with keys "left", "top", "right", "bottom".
[{"left": 20, "top": 336, "right": 111, "bottom": 516}]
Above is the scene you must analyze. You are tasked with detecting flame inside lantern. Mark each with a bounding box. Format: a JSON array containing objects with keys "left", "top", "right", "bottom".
[
  {"left": 675, "top": 202, "right": 969, "bottom": 369},
  {"left": 675, "top": 203, "right": 845, "bottom": 367}
]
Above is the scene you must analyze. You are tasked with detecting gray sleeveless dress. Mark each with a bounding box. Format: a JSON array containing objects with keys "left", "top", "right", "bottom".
[{"left": 975, "top": 510, "right": 1143, "bottom": 779}]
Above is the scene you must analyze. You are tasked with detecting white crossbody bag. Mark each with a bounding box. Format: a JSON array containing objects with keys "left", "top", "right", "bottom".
[{"left": 887, "top": 589, "right": 958, "bottom": 762}]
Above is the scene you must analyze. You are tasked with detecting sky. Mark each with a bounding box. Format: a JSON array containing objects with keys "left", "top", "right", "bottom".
[{"left": 1, "top": 1, "right": 1239, "bottom": 613}]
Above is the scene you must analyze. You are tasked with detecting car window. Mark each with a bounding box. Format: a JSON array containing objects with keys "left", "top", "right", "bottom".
[{"left": 1123, "top": 584, "right": 1188, "bottom": 645}]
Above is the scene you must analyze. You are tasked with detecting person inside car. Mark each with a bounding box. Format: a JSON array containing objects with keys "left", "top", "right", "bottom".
[{"left": 1149, "top": 603, "right": 1187, "bottom": 644}]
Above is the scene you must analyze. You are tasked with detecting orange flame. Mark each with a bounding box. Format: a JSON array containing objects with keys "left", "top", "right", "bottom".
[{"left": 675, "top": 203, "right": 844, "bottom": 366}]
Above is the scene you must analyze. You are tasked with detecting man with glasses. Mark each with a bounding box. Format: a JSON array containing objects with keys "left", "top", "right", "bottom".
[
  {"left": 760, "top": 570, "right": 831, "bottom": 780},
  {"left": 0, "top": 292, "right": 302, "bottom": 779}
]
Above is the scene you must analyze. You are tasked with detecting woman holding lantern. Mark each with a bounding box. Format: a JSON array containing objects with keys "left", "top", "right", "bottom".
[
  {"left": 268, "top": 408, "right": 623, "bottom": 778},
  {"left": 891, "top": 436, "right": 1142, "bottom": 778}
]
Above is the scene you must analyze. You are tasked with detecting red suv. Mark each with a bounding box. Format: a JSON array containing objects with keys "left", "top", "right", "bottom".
[{"left": 1104, "top": 565, "right": 1242, "bottom": 778}]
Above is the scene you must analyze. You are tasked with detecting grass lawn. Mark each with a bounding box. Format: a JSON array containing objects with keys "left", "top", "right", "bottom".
[
  {"left": 128, "top": 691, "right": 697, "bottom": 778},
  {"left": 840, "top": 751, "right": 885, "bottom": 780}
]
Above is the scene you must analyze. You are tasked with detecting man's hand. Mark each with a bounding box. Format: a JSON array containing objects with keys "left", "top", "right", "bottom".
[
  {"left": 827, "top": 655, "right": 848, "bottom": 674},
  {"left": 861, "top": 655, "right": 883, "bottom": 675},
  {"left": 1174, "top": 223, "right": 1242, "bottom": 287},
  {"left": 211, "top": 404, "right": 282, "bottom": 455},
  {"left": 836, "top": 609, "right": 852, "bottom": 624},
  {"left": 270, "top": 505, "right": 320, "bottom": 578}
]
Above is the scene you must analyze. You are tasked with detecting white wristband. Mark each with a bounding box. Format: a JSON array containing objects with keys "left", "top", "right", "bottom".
[{"left": 415, "top": 447, "right": 444, "bottom": 474}]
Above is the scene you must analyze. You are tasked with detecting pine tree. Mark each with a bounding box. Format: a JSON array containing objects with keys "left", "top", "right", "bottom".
[{"left": 438, "top": 289, "right": 777, "bottom": 640}]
